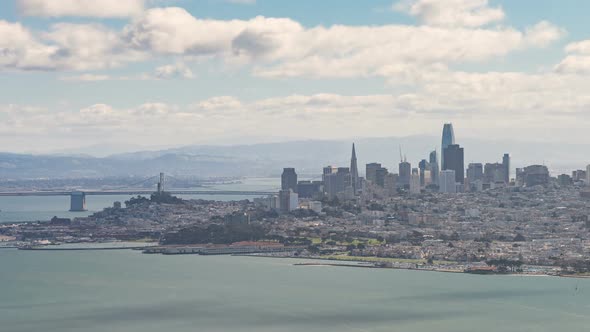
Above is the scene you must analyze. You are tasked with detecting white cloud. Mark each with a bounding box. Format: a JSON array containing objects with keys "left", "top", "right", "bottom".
[
  {"left": 0, "top": 7, "right": 564, "bottom": 78},
  {"left": 393, "top": 0, "right": 505, "bottom": 28},
  {"left": 120, "top": 7, "right": 563, "bottom": 79},
  {"left": 154, "top": 63, "right": 194, "bottom": 79},
  {"left": 17, "top": 0, "right": 145, "bottom": 18},
  {"left": 4, "top": 81, "right": 590, "bottom": 150},
  {"left": 60, "top": 74, "right": 111, "bottom": 81},
  {"left": 555, "top": 39, "right": 590, "bottom": 74}
]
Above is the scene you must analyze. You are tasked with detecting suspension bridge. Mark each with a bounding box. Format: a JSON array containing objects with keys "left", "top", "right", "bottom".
[{"left": 0, "top": 173, "right": 278, "bottom": 211}]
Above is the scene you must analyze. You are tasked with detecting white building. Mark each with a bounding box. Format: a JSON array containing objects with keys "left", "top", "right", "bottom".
[
  {"left": 410, "top": 173, "right": 421, "bottom": 194},
  {"left": 439, "top": 170, "right": 457, "bottom": 193}
]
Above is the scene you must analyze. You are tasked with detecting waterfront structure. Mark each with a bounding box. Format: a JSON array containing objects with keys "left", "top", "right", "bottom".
[
  {"left": 439, "top": 170, "right": 457, "bottom": 193},
  {"left": 350, "top": 143, "right": 359, "bottom": 193},
  {"left": 502, "top": 153, "right": 510, "bottom": 183},
  {"left": 365, "top": 163, "right": 382, "bottom": 184},
  {"left": 399, "top": 161, "right": 411, "bottom": 188},
  {"left": 522, "top": 165, "right": 550, "bottom": 187},
  {"left": 443, "top": 144, "right": 464, "bottom": 184},
  {"left": 441, "top": 123, "right": 455, "bottom": 170},
  {"left": 69, "top": 191, "right": 87, "bottom": 212},
  {"left": 429, "top": 150, "right": 439, "bottom": 186},
  {"left": 281, "top": 168, "right": 298, "bottom": 193}
]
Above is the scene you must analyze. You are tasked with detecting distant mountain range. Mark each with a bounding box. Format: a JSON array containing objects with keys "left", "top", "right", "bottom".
[{"left": 1, "top": 136, "right": 588, "bottom": 179}]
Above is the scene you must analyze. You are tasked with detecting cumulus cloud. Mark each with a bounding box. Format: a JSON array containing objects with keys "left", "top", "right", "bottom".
[
  {"left": 555, "top": 40, "right": 590, "bottom": 74},
  {"left": 393, "top": 0, "right": 505, "bottom": 27},
  {"left": 0, "top": 7, "right": 564, "bottom": 77},
  {"left": 120, "top": 7, "right": 563, "bottom": 79},
  {"left": 60, "top": 74, "right": 111, "bottom": 81},
  {"left": 4, "top": 80, "right": 590, "bottom": 150},
  {"left": 17, "top": 0, "right": 145, "bottom": 18},
  {"left": 154, "top": 63, "right": 194, "bottom": 79}
]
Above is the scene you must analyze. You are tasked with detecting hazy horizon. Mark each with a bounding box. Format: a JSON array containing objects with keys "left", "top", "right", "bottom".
[{"left": 2, "top": 0, "right": 590, "bottom": 154}]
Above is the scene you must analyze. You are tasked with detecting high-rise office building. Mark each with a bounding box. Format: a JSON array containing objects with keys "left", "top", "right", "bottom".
[
  {"left": 281, "top": 168, "right": 298, "bottom": 192},
  {"left": 418, "top": 159, "right": 429, "bottom": 187},
  {"left": 324, "top": 167, "right": 352, "bottom": 199},
  {"left": 429, "top": 150, "right": 439, "bottom": 186},
  {"left": 441, "top": 123, "right": 455, "bottom": 170},
  {"left": 502, "top": 153, "right": 510, "bottom": 184},
  {"left": 366, "top": 163, "right": 382, "bottom": 184},
  {"left": 572, "top": 170, "right": 587, "bottom": 182},
  {"left": 323, "top": 166, "right": 337, "bottom": 182},
  {"left": 375, "top": 167, "right": 388, "bottom": 188},
  {"left": 297, "top": 181, "right": 322, "bottom": 199},
  {"left": 484, "top": 163, "right": 505, "bottom": 184},
  {"left": 587, "top": 165, "right": 590, "bottom": 186},
  {"left": 522, "top": 165, "right": 550, "bottom": 187},
  {"left": 279, "top": 189, "right": 298, "bottom": 213},
  {"left": 439, "top": 170, "right": 457, "bottom": 193},
  {"left": 443, "top": 144, "right": 464, "bottom": 184},
  {"left": 399, "top": 161, "right": 411, "bottom": 188},
  {"left": 410, "top": 169, "right": 421, "bottom": 194},
  {"left": 467, "top": 163, "right": 483, "bottom": 191},
  {"left": 350, "top": 143, "right": 359, "bottom": 193}
]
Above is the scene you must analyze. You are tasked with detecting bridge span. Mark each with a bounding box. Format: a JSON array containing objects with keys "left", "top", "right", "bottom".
[{"left": 0, "top": 190, "right": 277, "bottom": 212}]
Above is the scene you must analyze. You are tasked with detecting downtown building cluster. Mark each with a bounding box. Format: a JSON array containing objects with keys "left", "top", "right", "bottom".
[{"left": 266, "top": 123, "right": 590, "bottom": 213}]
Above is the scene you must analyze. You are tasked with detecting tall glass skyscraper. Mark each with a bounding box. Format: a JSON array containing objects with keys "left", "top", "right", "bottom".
[{"left": 441, "top": 123, "right": 455, "bottom": 170}]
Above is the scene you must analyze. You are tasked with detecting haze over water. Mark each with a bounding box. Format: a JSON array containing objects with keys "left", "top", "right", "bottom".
[
  {"left": 1, "top": 249, "right": 589, "bottom": 332},
  {"left": 0, "top": 178, "right": 280, "bottom": 223}
]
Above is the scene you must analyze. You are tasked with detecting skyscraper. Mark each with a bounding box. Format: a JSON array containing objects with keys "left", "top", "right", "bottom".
[
  {"left": 443, "top": 144, "right": 464, "bottom": 184},
  {"left": 418, "top": 159, "right": 428, "bottom": 187},
  {"left": 587, "top": 164, "right": 590, "bottom": 186},
  {"left": 324, "top": 167, "right": 352, "bottom": 199},
  {"left": 350, "top": 143, "right": 359, "bottom": 193},
  {"left": 399, "top": 161, "right": 411, "bottom": 188},
  {"left": 467, "top": 163, "right": 483, "bottom": 191},
  {"left": 441, "top": 123, "right": 455, "bottom": 170},
  {"left": 375, "top": 167, "right": 388, "bottom": 188},
  {"left": 429, "top": 150, "right": 439, "bottom": 186},
  {"left": 439, "top": 170, "right": 457, "bottom": 193},
  {"left": 502, "top": 153, "right": 510, "bottom": 184},
  {"left": 281, "top": 168, "right": 298, "bottom": 192},
  {"left": 366, "top": 163, "right": 382, "bottom": 184},
  {"left": 523, "top": 165, "right": 549, "bottom": 187}
]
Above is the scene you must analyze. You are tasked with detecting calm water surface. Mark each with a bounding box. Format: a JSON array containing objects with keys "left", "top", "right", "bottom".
[{"left": 1, "top": 250, "right": 589, "bottom": 332}]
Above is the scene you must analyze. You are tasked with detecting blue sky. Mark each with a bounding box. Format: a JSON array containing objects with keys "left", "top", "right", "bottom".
[{"left": 1, "top": 0, "right": 590, "bottom": 154}]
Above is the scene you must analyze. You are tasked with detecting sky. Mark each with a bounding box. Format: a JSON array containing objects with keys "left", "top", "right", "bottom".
[{"left": 1, "top": 0, "right": 590, "bottom": 154}]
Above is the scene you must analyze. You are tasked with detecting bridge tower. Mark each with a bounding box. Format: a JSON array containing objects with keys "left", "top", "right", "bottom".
[{"left": 70, "top": 191, "right": 87, "bottom": 212}]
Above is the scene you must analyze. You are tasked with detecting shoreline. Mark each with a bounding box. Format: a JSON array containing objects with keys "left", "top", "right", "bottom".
[
  {"left": 6, "top": 242, "right": 590, "bottom": 279},
  {"left": 238, "top": 253, "right": 590, "bottom": 279}
]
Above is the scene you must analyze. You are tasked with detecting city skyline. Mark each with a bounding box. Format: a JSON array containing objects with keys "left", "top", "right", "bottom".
[{"left": 2, "top": 0, "right": 590, "bottom": 152}]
